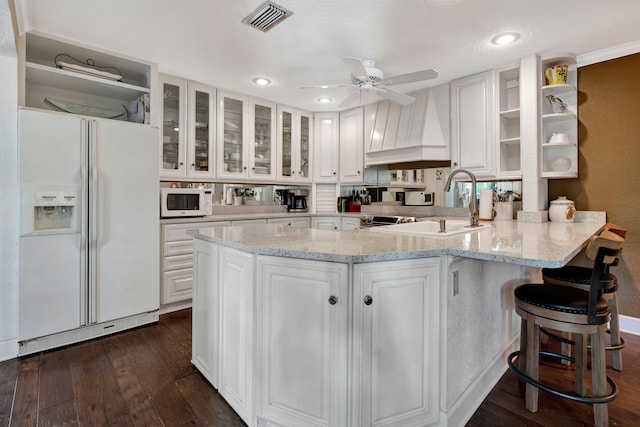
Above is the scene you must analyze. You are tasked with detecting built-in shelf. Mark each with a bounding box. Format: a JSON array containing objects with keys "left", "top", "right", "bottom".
[
  {"left": 543, "top": 141, "right": 576, "bottom": 147},
  {"left": 499, "top": 108, "right": 520, "bottom": 119},
  {"left": 542, "top": 112, "right": 576, "bottom": 123},
  {"left": 541, "top": 84, "right": 576, "bottom": 96},
  {"left": 500, "top": 137, "right": 521, "bottom": 145}
]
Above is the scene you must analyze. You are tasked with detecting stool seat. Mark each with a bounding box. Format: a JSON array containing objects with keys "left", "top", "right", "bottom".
[{"left": 515, "top": 284, "right": 609, "bottom": 323}]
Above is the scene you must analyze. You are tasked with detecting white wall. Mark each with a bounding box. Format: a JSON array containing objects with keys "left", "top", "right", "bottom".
[{"left": 0, "top": 0, "right": 19, "bottom": 361}]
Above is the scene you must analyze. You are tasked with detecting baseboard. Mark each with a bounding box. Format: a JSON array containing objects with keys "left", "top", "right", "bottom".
[
  {"left": 159, "top": 300, "right": 192, "bottom": 315},
  {"left": 18, "top": 311, "right": 159, "bottom": 356},
  {"left": 441, "top": 336, "right": 518, "bottom": 427},
  {"left": 0, "top": 339, "right": 18, "bottom": 362},
  {"left": 620, "top": 315, "right": 640, "bottom": 336}
]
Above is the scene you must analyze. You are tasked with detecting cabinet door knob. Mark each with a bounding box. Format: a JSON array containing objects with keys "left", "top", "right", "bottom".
[
  {"left": 179, "top": 162, "right": 184, "bottom": 166},
  {"left": 357, "top": 170, "right": 361, "bottom": 174},
  {"left": 328, "top": 295, "right": 338, "bottom": 305},
  {"left": 363, "top": 295, "right": 373, "bottom": 305},
  {"left": 333, "top": 171, "right": 337, "bottom": 175},
  {"left": 191, "top": 163, "right": 195, "bottom": 167},
  {"left": 243, "top": 166, "right": 247, "bottom": 170}
]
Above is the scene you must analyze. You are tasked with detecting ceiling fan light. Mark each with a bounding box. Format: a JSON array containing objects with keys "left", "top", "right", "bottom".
[
  {"left": 317, "top": 97, "right": 332, "bottom": 104},
  {"left": 492, "top": 32, "right": 520, "bottom": 46},
  {"left": 253, "top": 77, "right": 271, "bottom": 86}
]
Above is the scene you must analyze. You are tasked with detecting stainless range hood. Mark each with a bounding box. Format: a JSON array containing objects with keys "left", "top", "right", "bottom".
[{"left": 364, "top": 83, "right": 450, "bottom": 166}]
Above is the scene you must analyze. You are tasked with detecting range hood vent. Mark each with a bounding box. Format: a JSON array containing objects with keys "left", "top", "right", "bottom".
[{"left": 242, "top": 1, "right": 292, "bottom": 32}]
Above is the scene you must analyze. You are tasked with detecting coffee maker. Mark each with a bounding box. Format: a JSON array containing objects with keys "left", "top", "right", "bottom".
[{"left": 286, "top": 189, "right": 308, "bottom": 212}]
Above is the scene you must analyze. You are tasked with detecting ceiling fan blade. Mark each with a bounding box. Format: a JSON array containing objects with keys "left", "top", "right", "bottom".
[
  {"left": 297, "top": 84, "right": 351, "bottom": 89},
  {"left": 379, "top": 69, "right": 438, "bottom": 86},
  {"left": 343, "top": 57, "right": 368, "bottom": 79},
  {"left": 374, "top": 86, "right": 415, "bottom": 105},
  {"left": 338, "top": 91, "right": 360, "bottom": 109}
]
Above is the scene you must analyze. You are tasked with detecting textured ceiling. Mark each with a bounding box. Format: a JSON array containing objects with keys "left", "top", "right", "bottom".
[{"left": 14, "top": 0, "right": 640, "bottom": 112}]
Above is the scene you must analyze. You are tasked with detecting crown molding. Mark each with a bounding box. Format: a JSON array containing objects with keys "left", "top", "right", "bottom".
[{"left": 577, "top": 39, "right": 640, "bottom": 67}]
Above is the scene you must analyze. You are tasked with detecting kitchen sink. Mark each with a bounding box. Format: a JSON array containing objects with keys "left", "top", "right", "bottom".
[{"left": 370, "top": 219, "right": 485, "bottom": 237}]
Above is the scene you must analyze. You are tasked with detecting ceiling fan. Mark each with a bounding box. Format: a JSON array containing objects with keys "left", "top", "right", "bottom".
[{"left": 298, "top": 57, "right": 438, "bottom": 108}]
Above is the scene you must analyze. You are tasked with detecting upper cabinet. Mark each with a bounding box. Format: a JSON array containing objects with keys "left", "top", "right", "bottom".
[
  {"left": 314, "top": 112, "right": 340, "bottom": 183},
  {"left": 216, "top": 92, "right": 277, "bottom": 182},
  {"left": 19, "top": 32, "right": 155, "bottom": 125},
  {"left": 339, "top": 107, "right": 364, "bottom": 184},
  {"left": 364, "top": 84, "right": 450, "bottom": 166},
  {"left": 277, "top": 106, "right": 313, "bottom": 183},
  {"left": 496, "top": 67, "right": 522, "bottom": 179},
  {"left": 160, "top": 75, "right": 216, "bottom": 179},
  {"left": 450, "top": 70, "right": 496, "bottom": 178},
  {"left": 540, "top": 54, "right": 578, "bottom": 179}
]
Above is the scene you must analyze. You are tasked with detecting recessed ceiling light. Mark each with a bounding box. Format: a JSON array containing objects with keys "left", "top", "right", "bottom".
[
  {"left": 253, "top": 77, "right": 271, "bottom": 86},
  {"left": 317, "top": 97, "right": 332, "bottom": 104},
  {"left": 492, "top": 32, "right": 520, "bottom": 46}
]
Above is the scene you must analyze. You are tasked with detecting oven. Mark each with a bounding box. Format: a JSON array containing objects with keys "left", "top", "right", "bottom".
[{"left": 360, "top": 214, "right": 417, "bottom": 228}]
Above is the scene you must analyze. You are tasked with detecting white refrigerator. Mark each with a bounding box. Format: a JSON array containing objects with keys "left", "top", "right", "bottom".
[{"left": 18, "top": 109, "right": 159, "bottom": 346}]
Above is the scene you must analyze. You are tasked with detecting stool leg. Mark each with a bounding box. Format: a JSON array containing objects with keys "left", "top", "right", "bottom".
[
  {"left": 519, "top": 318, "right": 527, "bottom": 375},
  {"left": 574, "top": 333, "right": 587, "bottom": 396},
  {"left": 525, "top": 315, "right": 539, "bottom": 413},
  {"left": 608, "top": 293, "right": 623, "bottom": 371},
  {"left": 591, "top": 330, "right": 609, "bottom": 427},
  {"left": 561, "top": 331, "right": 573, "bottom": 366}
]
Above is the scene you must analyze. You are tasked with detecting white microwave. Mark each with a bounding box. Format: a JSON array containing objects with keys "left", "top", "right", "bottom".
[{"left": 160, "top": 188, "right": 211, "bottom": 217}]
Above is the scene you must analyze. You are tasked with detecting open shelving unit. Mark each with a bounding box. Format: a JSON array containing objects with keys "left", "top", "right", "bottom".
[
  {"left": 21, "top": 32, "right": 154, "bottom": 124},
  {"left": 540, "top": 54, "right": 578, "bottom": 178},
  {"left": 497, "top": 67, "right": 522, "bottom": 178}
]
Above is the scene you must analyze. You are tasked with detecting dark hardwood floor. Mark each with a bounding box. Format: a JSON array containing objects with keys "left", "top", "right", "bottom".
[{"left": 0, "top": 309, "right": 638, "bottom": 426}]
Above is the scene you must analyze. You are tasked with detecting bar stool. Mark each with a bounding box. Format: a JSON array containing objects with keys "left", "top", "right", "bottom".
[
  {"left": 508, "top": 232, "right": 624, "bottom": 427},
  {"left": 542, "top": 223, "right": 626, "bottom": 370}
]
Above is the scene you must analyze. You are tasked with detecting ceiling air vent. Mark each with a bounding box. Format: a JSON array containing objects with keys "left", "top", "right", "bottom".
[{"left": 242, "top": 1, "right": 292, "bottom": 32}]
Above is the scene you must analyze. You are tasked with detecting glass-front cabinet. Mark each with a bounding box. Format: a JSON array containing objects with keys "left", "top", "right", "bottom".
[
  {"left": 248, "top": 98, "right": 277, "bottom": 181},
  {"left": 187, "top": 82, "right": 215, "bottom": 179},
  {"left": 217, "top": 91, "right": 248, "bottom": 180},
  {"left": 160, "top": 78, "right": 187, "bottom": 178},
  {"left": 160, "top": 75, "right": 216, "bottom": 179},
  {"left": 277, "top": 106, "right": 313, "bottom": 183}
]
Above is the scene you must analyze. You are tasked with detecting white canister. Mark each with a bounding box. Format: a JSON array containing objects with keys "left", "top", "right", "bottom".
[
  {"left": 549, "top": 196, "right": 576, "bottom": 222},
  {"left": 494, "top": 202, "right": 514, "bottom": 221}
]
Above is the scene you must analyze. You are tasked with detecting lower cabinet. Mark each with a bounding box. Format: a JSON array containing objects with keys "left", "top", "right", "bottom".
[
  {"left": 191, "top": 241, "right": 441, "bottom": 427},
  {"left": 267, "top": 217, "right": 311, "bottom": 227},
  {"left": 255, "top": 256, "right": 349, "bottom": 427},
  {"left": 311, "top": 216, "right": 341, "bottom": 230},
  {"left": 352, "top": 258, "right": 441, "bottom": 427}
]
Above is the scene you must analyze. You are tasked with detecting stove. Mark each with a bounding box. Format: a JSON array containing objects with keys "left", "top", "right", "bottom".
[{"left": 360, "top": 214, "right": 416, "bottom": 228}]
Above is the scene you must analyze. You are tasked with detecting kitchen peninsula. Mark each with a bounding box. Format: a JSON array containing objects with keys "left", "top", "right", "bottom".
[{"left": 188, "top": 217, "right": 604, "bottom": 427}]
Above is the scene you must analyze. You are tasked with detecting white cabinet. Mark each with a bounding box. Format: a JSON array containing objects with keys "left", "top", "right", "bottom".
[
  {"left": 312, "top": 216, "right": 360, "bottom": 230},
  {"left": 160, "top": 221, "right": 229, "bottom": 310},
  {"left": 218, "top": 246, "right": 255, "bottom": 425},
  {"left": 312, "top": 216, "right": 341, "bottom": 230},
  {"left": 497, "top": 67, "right": 522, "bottom": 178},
  {"left": 339, "top": 107, "right": 364, "bottom": 183},
  {"left": 192, "top": 239, "right": 218, "bottom": 387},
  {"left": 314, "top": 112, "right": 340, "bottom": 183},
  {"left": 352, "top": 258, "right": 441, "bottom": 427},
  {"left": 217, "top": 91, "right": 277, "bottom": 182},
  {"left": 160, "top": 76, "right": 216, "bottom": 179},
  {"left": 232, "top": 219, "right": 267, "bottom": 226},
  {"left": 267, "top": 217, "right": 311, "bottom": 227},
  {"left": 540, "top": 54, "right": 578, "bottom": 179},
  {"left": 450, "top": 70, "right": 496, "bottom": 178},
  {"left": 249, "top": 97, "right": 277, "bottom": 181},
  {"left": 19, "top": 32, "right": 154, "bottom": 125},
  {"left": 277, "top": 106, "right": 313, "bottom": 183},
  {"left": 341, "top": 216, "right": 361, "bottom": 230},
  {"left": 255, "top": 256, "right": 349, "bottom": 427}
]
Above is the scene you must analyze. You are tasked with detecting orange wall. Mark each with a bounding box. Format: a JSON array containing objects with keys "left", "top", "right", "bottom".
[{"left": 549, "top": 53, "right": 640, "bottom": 317}]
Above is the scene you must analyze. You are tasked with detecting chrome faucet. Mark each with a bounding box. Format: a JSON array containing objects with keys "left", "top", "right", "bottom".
[{"left": 444, "top": 169, "right": 480, "bottom": 227}]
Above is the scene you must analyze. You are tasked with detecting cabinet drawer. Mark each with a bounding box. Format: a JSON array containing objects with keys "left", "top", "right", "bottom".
[
  {"left": 267, "top": 217, "right": 311, "bottom": 227},
  {"left": 164, "top": 240, "right": 194, "bottom": 257},
  {"left": 163, "top": 221, "right": 230, "bottom": 242},
  {"left": 161, "top": 268, "right": 193, "bottom": 304},
  {"left": 163, "top": 253, "right": 193, "bottom": 271}
]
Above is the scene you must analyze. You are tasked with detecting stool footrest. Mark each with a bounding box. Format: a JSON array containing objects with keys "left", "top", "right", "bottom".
[
  {"left": 507, "top": 351, "right": 618, "bottom": 404},
  {"left": 539, "top": 327, "right": 626, "bottom": 352}
]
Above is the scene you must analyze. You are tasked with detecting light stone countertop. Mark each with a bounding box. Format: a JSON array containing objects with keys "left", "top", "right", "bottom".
[
  {"left": 160, "top": 212, "right": 359, "bottom": 225},
  {"left": 188, "top": 218, "right": 605, "bottom": 268}
]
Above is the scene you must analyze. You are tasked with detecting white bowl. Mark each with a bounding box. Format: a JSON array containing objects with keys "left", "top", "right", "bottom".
[
  {"left": 550, "top": 156, "right": 572, "bottom": 171},
  {"left": 549, "top": 133, "right": 570, "bottom": 144}
]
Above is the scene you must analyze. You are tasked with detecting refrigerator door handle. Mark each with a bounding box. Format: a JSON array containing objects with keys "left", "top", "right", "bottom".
[
  {"left": 80, "top": 118, "right": 89, "bottom": 326},
  {"left": 88, "top": 120, "right": 99, "bottom": 324}
]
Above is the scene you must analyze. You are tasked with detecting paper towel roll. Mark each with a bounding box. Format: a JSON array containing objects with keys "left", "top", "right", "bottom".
[{"left": 479, "top": 189, "right": 494, "bottom": 221}]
